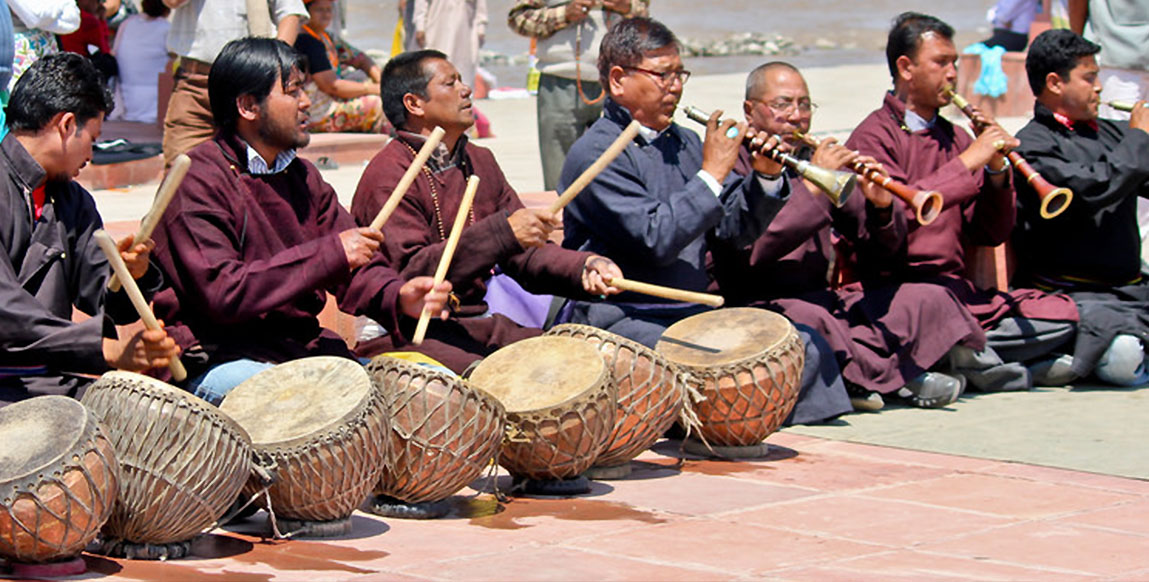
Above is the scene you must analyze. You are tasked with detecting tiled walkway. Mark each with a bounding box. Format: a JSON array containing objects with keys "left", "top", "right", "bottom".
[{"left": 50, "top": 432, "right": 1149, "bottom": 581}]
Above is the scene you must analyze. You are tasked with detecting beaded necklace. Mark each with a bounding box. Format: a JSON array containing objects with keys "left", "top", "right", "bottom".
[{"left": 399, "top": 139, "right": 475, "bottom": 241}]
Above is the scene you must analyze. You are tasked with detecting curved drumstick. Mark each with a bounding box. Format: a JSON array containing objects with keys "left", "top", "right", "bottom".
[
  {"left": 370, "top": 126, "right": 447, "bottom": 231},
  {"left": 548, "top": 120, "right": 641, "bottom": 215},
  {"left": 107, "top": 154, "right": 192, "bottom": 292},
  {"left": 93, "top": 230, "right": 187, "bottom": 382},
  {"left": 411, "top": 174, "right": 480, "bottom": 345},
  {"left": 606, "top": 277, "right": 724, "bottom": 308}
]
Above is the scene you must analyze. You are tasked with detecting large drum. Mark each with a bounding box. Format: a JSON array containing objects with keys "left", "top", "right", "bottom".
[
  {"left": 219, "top": 356, "right": 388, "bottom": 536},
  {"left": 545, "top": 324, "right": 682, "bottom": 477},
  {"left": 655, "top": 308, "right": 803, "bottom": 451},
  {"left": 365, "top": 356, "right": 505, "bottom": 516},
  {"left": 468, "top": 336, "right": 616, "bottom": 490},
  {"left": 81, "top": 372, "right": 252, "bottom": 559},
  {"left": 0, "top": 396, "right": 119, "bottom": 571}
]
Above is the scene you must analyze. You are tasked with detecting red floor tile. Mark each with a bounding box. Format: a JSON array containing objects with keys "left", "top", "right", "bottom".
[
  {"left": 920, "top": 521, "right": 1149, "bottom": 577},
  {"left": 728, "top": 494, "right": 1015, "bottom": 547},
  {"left": 1058, "top": 498, "right": 1149, "bottom": 537},
  {"left": 776, "top": 549, "right": 1098, "bottom": 581},
  {"left": 568, "top": 520, "right": 888, "bottom": 576},
  {"left": 867, "top": 473, "right": 1137, "bottom": 519},
  {"left": 597, "top": 470, "right": 817, "bottom": 516},
  {"left": 812, "top": 441, "right": 1005, "bottom": 472},
  {"left": 398, "top": 546, "right": 723, "bottom": 581}
]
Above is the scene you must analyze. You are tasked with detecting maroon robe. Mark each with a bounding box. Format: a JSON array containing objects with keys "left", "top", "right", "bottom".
[
  {"left": 709, "top": 149, "right": 985, "bottom": 394},
  {"left": 844, "top": 92, "right": 1077, "bottom": 328},
  {"left": 152, "top": 133, "right": 406, "bottom": 368},
  {"left": 349, "top": 133, "right": 592, "bottom": 373}
]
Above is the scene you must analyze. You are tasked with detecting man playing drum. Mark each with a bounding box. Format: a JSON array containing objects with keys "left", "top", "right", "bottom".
[
  {"left": 845, "top": 12, "right": 1079, "bottom": 393},
  {"left": 1012, "top": 30, "right": 1149, "bottom": 386},
  {"left": 708, "top": 62, "right": 986, "bottom": 409},
  {"left": 350, "top": 49, "right": 623, "bottom": 374},
  {"left": 559, "top": 17, "right": 851, "bottom": 425},
  {"left": 1, "top": 53, "right": 179, "bottom": 406},
  {"left": 150, "top": 38, "right": 452, "bottom": 404}
]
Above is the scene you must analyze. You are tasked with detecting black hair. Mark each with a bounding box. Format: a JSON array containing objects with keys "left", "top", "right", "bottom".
[
  {"left": 886, "top": 11, "right": 954, "bottom": 80},
  {"left": 6, "top": 52, "right": 114, "bottom": 133},
  {"left": 745, "top": 61, "right": 800, "bottom": 100},
  {"left": 597, "top": 17, "right": 679, "bottom": 88},
  {"left": 209, "top": 37, "right": 308, "bottom": 133},
  {"left": 1025, "top": 29, "right": 1100, "bottom": 96},
  {"left": 141, "top": 0, "right": 170, "bottom": 18},
  {"left": 380, "top": 49, "right": 447, "bottom": 129}
]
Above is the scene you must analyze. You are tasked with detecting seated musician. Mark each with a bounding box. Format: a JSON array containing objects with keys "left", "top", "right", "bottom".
[
  {"left": 845, "top": 12, "right": 1078, "bottom": 392},
  {"left": 349, "top": 49, "right": 623, "bottom": 374},
  {"left": 150, "top": 38, "right": 451, "bottom": 405},
  {"left": 1012, "top": 29, "right": 1149, "bottom": 386},
  {"left": 708, "top": 62, "right": 985, "bottom": 409},
  {"left": 560, "top": 17, "right": 852, "bottom": 424},
  {"left": 1, "top": 53, "right": 179, "bottom": 406}
]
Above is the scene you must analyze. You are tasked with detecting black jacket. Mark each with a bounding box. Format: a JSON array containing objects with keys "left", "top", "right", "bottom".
[
  {"left": 1013, "top": 102, "right": 1149, "bottom": 287},
  {"left": 0, "top": 133, "right": 160, "bottom": 405}
]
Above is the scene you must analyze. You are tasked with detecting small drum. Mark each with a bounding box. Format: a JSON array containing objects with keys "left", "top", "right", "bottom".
[
  {"left": 468, "top": 336, "right": 616, "bottom": 491},
  {"left": 81, "top": 372, "right": 252, "bottom": 559},
  {"left": 655, "top": 308, "right": 803, "bottom": 453},
  {"left": 219, "top": 356, "right": 388, "bottom": 536},
  {"left": 545, "top": 324, "right": 682, "bottom": 477},
  {"left": 0, "top": 396, "right": 118, "bottom": 572},
  {"left": 365, "top": 356, "right": 505, "bottom": 517}
]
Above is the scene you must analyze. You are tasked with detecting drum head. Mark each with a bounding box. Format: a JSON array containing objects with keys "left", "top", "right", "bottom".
[
  {"left": 220, "top": 356, "right": 372, "bottom": 446},
  {"left": 656, "top": 308, "right": 793, "bottom": 367},
  {"left": 469, "top": 336, "right": 606, "bottom": 413},
  {"left": 0, "top": 396, "right": 90, "bottom": 483}
]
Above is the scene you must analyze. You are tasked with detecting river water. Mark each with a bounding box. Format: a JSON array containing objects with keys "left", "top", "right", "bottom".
[{"left": 341, "top": 0, "right": 997, "bottom": 87}]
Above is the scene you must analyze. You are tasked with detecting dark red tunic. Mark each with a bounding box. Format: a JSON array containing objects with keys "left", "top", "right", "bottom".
[
  {"left": 152, "top": 133, "right": 406, "bottom": 368},
  {"left": 844, "top": 92, "right": 1077, "bottom": 328},
  {"left": 709, "top": 149, "right": 985, "bottom": 394},
  {"left": 349, "top": 133, "right": 592, "bottom": 373}
]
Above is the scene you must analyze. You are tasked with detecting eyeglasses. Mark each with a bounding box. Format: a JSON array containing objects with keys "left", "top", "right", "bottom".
[
  {"left": 625, "top": 66, "right": 691, "bottom": 87},
  {"left": 754, "top": 97, "right": 818, "bottom": 115}
]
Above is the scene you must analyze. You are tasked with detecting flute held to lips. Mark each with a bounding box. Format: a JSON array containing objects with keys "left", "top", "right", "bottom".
[
  {"left": 1105, "top": 100, "right": 1147, "bottom": 112},
  {"left": 945, "top": 87, "right": 1073, "bottom": 219},
  {"left": 792, "top": 130, "right": 943, "bottom": 226},
  {"left": 680, "top": 105, "right": 857, "bottom": 207}
]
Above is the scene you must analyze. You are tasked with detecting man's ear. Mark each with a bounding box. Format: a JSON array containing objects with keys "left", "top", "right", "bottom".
[
  {"left": 403, "top": 92, "right": 424, "bottom": 120},
  {"left": 743, "top": 98, "right": 754, "bottom": 119},
  {"left": 1045, "top": 71, "right": 1064, "bottom": 99},
  {"left": 53, "top": 112, "right": 77, "bottom": 141},
  {"left": 608, "top": 65, "right": 627, "bottom": 98},
  {"left": 236, "top": 94, "right": 261, "bottom": 122},
  {"left": 896, "top": 55, "right": 914, "bottom": 84}
]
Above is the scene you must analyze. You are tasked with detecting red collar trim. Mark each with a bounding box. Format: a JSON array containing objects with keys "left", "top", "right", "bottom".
[{"left": 1052, "top": 111, "right": 1098, "bottom": 132}]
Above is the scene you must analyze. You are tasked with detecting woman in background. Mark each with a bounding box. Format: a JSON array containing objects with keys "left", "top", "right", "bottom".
[
  {"left": 295, "top": 0, "right": 388, "bottom": 133},
  {"left": 112, "top": 0, "right": 169, "bottom": 122}
]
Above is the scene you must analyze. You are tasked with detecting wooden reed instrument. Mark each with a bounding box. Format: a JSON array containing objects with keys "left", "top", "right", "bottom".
[
  {"left": 93, "top": 230, "right": 187, "bottom": 382},
  {"left": 411, "top": 174, "right": 481, "bottom": 345},
  {"left": 107, "top": 154, "right": 191, "bottom": 292},
  {"left": 793, "top": 131, "right": 943, "bottom": 225},
  {"left": 1104, "top": 100, "right": 1146, "bottom": 113},
  {"left": 945, "top": 88, "right": 1073, "bottom": 219},
  {"left": 681, "top": 105, "right": 857, "bottom": 207},
  {"left": 605, "top": 277, "right": 724, "bottom": 307}
]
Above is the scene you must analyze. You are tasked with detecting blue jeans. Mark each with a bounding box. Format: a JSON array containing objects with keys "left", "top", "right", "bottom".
[{"left": 186, "top": 359, "right": 275, "bottom": 405}]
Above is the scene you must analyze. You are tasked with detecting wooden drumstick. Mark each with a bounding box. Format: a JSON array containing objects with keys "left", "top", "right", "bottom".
[
  {"left": 411, "top": 174, "right": 480, "bottom": 345},
  {"left": 605, "top": 277, "right": 725, "bottom": 308},
  {"left": 107, "top": 153, "right": 192, "bottom": 292},
  {"left": 93, "top": 230, "right": 187, "bottom": 382},
  {"left": 548, "top": 120, "right": 641, "bottom": 215},
  {"left": 370, "top": 126, "right": 447, "bottom": 231}
]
